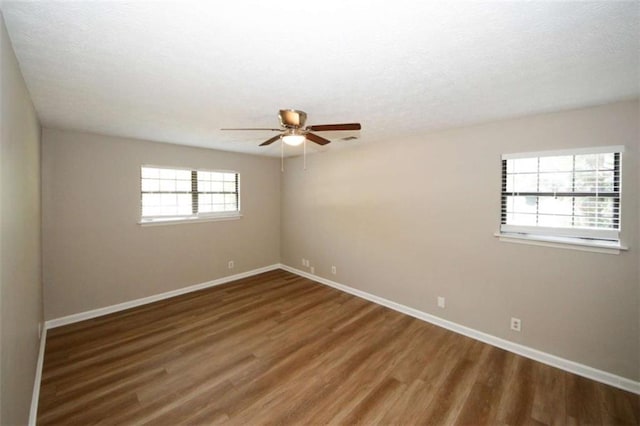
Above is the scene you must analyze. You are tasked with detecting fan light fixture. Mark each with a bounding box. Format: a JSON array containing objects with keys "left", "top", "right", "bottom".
[{"left": 282, "top": 134, "right": 306, "bottom": 146}]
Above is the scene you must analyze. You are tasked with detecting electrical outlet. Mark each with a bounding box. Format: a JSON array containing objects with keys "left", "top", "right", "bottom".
[
  {"left": 331, "top": 266, "right": 337, "bottom": 275},
  {"left": 228, "top": 260, "right": 234, "bottom": 269},
  {"left": 302, "top": 258, "right": 307, "bottom": 267},
  {"left": 310, "top": 266, "right": 315, "bottom": 274},
  {"left": 305, "top": 259, "right": 310, "bottom": 267},
  {"left": 437, "top": 296, "right": 445, "bottom": 308},
  {"left": 510, "top": 317, "right": 522, "bottom": 332}
]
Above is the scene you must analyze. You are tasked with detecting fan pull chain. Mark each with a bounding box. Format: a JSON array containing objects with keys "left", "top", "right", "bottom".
[
  {"left": 281, "top": 139, "right": 284, "bottom": 172},
  {"left": 303, "top": 139, "right": 307, "bottom": 170}
]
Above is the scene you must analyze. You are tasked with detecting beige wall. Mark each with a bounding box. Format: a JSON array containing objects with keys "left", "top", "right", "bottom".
[
  {"left": 42, "top": 129, "right": 281, "bottom": 320},
  {"left": 1, "top": 14, "right": 43, "bottom": 426},
  {"left": 281, "top": 100, "right": 640, "bottom": 381}
]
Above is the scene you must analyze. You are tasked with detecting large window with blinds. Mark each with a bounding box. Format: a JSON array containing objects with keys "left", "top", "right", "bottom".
[
  {"left": 500, "top": 146, "right": 623, "bottom": 243},
  {"left": 140, "top": 166, "right": 240, "bottom": 223}
]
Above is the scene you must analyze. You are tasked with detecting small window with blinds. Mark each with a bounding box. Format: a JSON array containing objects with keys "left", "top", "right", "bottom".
[
  {"left": 500, "top": 146, "right": 623, "bottom": 243},
  {"left": 140, "top": 166, "right": 240, "bottom": 224}
]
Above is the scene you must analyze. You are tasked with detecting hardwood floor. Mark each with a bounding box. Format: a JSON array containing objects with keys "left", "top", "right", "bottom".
[{"left": 38, "top": 269, "right": 639, "bottom": 425}]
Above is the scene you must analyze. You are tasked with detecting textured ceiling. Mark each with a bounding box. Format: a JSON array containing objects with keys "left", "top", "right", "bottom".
[{"left": 1, "top": 1, "right": 638, "bottom": 156}]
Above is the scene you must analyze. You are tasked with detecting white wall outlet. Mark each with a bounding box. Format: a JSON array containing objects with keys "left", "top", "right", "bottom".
[
  {"left": 510, "top": 317, "right": 522, "bottom": 332},
  {"left": 310, "top": 266, "right": 315, "bottom": 274},
  {"left": 331, "top": 266, "right": 337, "bottom": 275},
  {"left": 302, "top": 258, "right": 307, "bottom": 267},
  {"left": 437, "top": 296, "right": 445, "bottom": 309},
  {"left": 228, "top": 260, "right": 234, "bottom": 269}
]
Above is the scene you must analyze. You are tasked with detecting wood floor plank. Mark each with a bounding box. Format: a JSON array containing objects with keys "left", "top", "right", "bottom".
[
  {"left": 421, "top": 338, "right": 487, "bottom": 425},
  {"left": 280, "top": 315, "right": 416, "bottom": 425},
  {"left": 453, "top": 345, "right": 512, "bottom": 425},
  {"left": 598, "top": 383, "right": 640, "bottom": 425},
  {"left": 566, "top": 374, "right": 604, "bottom": 425},
  {"left": 37, "top": 269, "right": 640, "bottom": 425},
  {"left": 530, "top": 362, "right": 567, "bottom": 425}
]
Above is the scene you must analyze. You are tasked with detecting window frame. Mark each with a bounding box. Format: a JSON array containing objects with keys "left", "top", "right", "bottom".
[
  {"left": 497, "top": 146, "right": 626, "bottom": 253},
  {"left": 139, "top": 165, "right": 241, "bottom": 225}
]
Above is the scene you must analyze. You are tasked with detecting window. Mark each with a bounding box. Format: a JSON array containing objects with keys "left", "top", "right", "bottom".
[
  {"left": 500, "top": 146, "right": 623, "bottom": 246},
  {"left": 140, "top": 166, "right": 240, "bottom": 224}
]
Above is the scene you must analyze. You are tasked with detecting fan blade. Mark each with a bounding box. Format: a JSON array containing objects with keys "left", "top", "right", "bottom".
[
  {"left": 306, "top": 123, "right": 361, "bottom": 132},
  {"left": 221, "top": 128, "right": 281, "bottom": 131},
  {"left": 259, "top": 135, "right": 282, "bottom": 146},
  {"left": 305, "top": 132, "right": 331, "bottom": 146}
]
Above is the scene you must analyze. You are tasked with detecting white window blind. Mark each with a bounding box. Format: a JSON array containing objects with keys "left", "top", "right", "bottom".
[
  {"left": 500, "top": 146, "right": 623, "bottom": 241},
  {"left": 141, "top": 166, "right": 240, "bottom": 223}
]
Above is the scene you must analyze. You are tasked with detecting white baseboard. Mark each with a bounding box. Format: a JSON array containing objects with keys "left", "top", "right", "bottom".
[
  {"left": 28, "top": 326, "right": 47, "bottom": 426},
  {"left": 40, "top": 262, "right": 639, "bottom": 396},
  {"left": 45, "top": 264, "right": 281, "bottom": 329},
  {"left": 280, "top": 264, "right": 640, "bottom": 395}
]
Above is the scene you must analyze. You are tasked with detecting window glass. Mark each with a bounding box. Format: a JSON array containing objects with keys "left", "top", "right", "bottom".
[
  {"left": 501, "top": 149, "right": 621, "bottom": 241},
  {"left": 141, "top": 166, "right": 240, "bottom": 222}
]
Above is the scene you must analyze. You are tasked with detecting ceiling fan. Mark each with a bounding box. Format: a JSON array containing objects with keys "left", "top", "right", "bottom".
[{"left": 221, "top": 109, "right": 361, "bottom": 147}]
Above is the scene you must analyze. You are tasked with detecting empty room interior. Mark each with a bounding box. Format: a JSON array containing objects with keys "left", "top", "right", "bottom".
[{"left": 1, "top": 1, "right": 639, "bottom": 425}]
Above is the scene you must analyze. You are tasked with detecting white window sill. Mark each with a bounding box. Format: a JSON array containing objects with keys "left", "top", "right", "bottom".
[
  {"left": 139, "top": 214, "right": 242, "bottom": 226},
  {"left": 494, "top": 232, "right": 627, "bottom": 255}
]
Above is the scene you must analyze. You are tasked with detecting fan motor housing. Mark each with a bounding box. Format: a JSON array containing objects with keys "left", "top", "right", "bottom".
[{"left": 279, "top": 109, "right": 307, "bottom": 128}]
